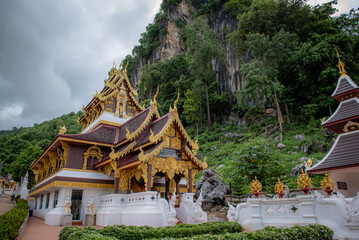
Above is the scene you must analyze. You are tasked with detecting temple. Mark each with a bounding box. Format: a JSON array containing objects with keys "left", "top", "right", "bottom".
[
  {"left": 29, "top": 62, "right": 207, "bottom": 226},
  {"left": 307, "top": 53, "right": 359, "bottom": 197}
]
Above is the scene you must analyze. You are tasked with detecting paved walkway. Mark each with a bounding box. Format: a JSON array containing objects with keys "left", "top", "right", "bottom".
[
  {"left": 22, "top": 216, "right": 103, "bottom": 240},
  {"left": 0, "top": 195, "right": 15, "bottom": 215}
]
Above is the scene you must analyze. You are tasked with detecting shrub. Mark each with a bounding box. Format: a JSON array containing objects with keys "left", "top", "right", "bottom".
[
  {"left": 59, "top": 221, "right": 242, "bottom": 240},
  {"left": 171, "top": 224, "right": 333, "bottom": 240},
  {"left": 0, "top": 198, "right": 29, "bottom": 240}
]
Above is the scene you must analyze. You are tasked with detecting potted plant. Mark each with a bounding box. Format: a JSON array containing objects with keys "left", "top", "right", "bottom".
[
  {"left": 250, "top": 176, "right": 262, "bottom": 198},
  {"left": 275, "top": 178, "right": 286, "bottom": 198},
  {"left": 297, "top": 169, "right": 312, "bottom": 195},
  {"left": 321, "top": 172, "right": 334, "bottom": 196}
]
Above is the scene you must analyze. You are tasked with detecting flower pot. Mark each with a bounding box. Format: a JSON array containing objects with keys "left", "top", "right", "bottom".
[
  {"left": 253, "top": 191, "right": 260, "bottom": 198},
  {"left": 325, "top": 187, "right": 333, "bottom": 196},
  {"left": 278, "top": 191, "right": 285, "bottom": 198},
  {"left": 301, "top": 187, "right": 310, "bottom": 195}
]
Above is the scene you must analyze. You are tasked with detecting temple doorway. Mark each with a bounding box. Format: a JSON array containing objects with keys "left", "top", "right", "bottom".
[{"left": 71, "top": 189, "right": 83, "bottom": 223}]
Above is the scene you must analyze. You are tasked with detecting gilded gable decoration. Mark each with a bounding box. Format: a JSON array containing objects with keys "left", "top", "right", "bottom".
[
  {"left": 48, "top": 151, "right": 57, "bottom": 174},
  {"left": 83, "top": 145, "right": 103, "bottom": 170},
  {"left": 343, "top": 121, "right": 359, "bottom": 132}
]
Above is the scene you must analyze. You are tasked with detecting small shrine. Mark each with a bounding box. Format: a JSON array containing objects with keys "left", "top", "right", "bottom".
[
  {"left": 307, "top": 52, "right": 359, "bottom": 197},
  {"left": 28, "top": 62, "right": 207, "bottom": 227}
]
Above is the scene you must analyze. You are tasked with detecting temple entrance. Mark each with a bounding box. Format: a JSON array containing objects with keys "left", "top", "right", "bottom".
[
  {"left": 71, "top": 189, "right": 83, "bottom": 223},
  {"left": 131, "top": 177, "right": 145, "bottom": 193}
]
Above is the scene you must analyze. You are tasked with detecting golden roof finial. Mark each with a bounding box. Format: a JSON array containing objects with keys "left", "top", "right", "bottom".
[
  {"left": 336, "top": 49, "right": 347, "bottom": 77},
  {"left": 153, "top": 86, "right": 159, "bottom": 105},
  {"left": 59, "top": 125, "right": 67, "bottom": 134},
  {"left": 173, "top": 89, "right": 180, "bottom": 111},
  {"left": 113, "top": 59, "right": 116, "bottom": 68},
  {"left": 117, "top": 60, "right": 123, "bottom": 74},
  {"left": 124, "top": 61, "right": 129, "bottom": 73},
  {"left": 306, "top": 158, "right": 312, "bottom": 168}
]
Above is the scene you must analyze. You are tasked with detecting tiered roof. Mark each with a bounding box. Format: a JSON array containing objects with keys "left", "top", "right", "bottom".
[{"left": 308, "top": 53, "right": 359, "bottom": 174}]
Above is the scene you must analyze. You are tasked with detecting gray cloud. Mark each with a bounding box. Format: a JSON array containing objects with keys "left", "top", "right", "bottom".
[{"left": 0, "top": 0, "right": 161, "bottom": 130}]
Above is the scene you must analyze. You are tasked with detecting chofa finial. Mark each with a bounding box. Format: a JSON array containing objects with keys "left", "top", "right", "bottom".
[
  {"left": 153, "top": 86, "right": 159, "bottom": 105},
  {"left": 59, "top": 125, "right": 67, "bottom": 134},
  {"left": 336, "top": 49, "right": 347, "bottom": 77},
  {"left": 124, "top": 61, "right": 129, "bottom": 72},
  {"left": 174, "top": 89, "right": 180, "bottom": 108}
]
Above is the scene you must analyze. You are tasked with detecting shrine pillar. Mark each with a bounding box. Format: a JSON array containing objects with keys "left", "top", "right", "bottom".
[
  {"left": 188, "top": 169, "right": 192, "bottom": 193},
  {"left": 147, "top": 164, "right": 152, "bottom": 191},
  {"left": 114, "top": 170, "right": 119, "bottom": 194},
  {"left": 165, "top": 177, "right": 170, "bottom": 201}
]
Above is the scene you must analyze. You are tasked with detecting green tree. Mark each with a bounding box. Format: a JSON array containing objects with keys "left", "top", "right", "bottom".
[
  {"left": 182, "top": 17, "right": 226, "bottom": 129},
  {"left": 11, "top": 145, "right": 42, "bottom": 182}
]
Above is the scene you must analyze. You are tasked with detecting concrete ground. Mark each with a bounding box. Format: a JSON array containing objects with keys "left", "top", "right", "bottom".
[
  {"left": 21, "top": 216, "right": 104, "bottom": 240},
  {"left": 0, "top": 195, "right": 15, "bottom": 215}
]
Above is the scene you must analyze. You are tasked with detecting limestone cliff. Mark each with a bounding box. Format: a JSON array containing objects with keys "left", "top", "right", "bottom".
[{"left": 131, "top": 0, "right": 243, "bottom": 94}]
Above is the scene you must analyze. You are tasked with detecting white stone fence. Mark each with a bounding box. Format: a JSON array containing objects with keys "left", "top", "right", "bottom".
[{"left": 227, "top": 191, "right": 359, "bottom": 240}]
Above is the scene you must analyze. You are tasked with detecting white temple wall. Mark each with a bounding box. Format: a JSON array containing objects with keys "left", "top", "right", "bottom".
[
  {"left": 330, "top": 171, "right": 359, "bottom": 198},
  {"left": 32, "top": 187, "right": 113, "bottom": 225}
]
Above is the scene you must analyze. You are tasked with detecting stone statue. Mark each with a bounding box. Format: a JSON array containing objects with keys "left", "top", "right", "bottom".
[
  {"left": 169, "top": 191, "right": 176, "bottom": 211},
  {"left": 64, "top": 194, "right": 71, "bottom": 214},
  {"left": 88, "top": 195, "right": 94, "bottom": 214}
]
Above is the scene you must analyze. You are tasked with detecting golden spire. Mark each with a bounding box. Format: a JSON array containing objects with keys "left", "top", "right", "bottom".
[
  {"left": 117, "top": 60, "right": 123, "bottom": 74},
  {"left": 336, "top": 49, "right": 347, "bottom": 77},
  {"left": 173, "top": 89, "right": 180, "bottom": 114},
  {"left": 124, "top": 61, "right": 129, "bottom": 73},
  {"left": 59, "top": 125, "right": 67, "bottom": 134},
  {"left": 152, "top": 86, "right": 159, "bottom": 106}
]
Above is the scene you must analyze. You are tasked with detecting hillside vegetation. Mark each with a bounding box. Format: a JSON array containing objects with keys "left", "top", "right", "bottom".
[{"left": 0, "top": 112, "right": 82, "bottom": 184}]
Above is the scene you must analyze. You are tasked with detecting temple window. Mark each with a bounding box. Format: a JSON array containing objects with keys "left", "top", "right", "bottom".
[
  {"left": 40, "top": 195, "right": 43, "bottom": 209},
  {"left": 45, "top": 192, "right": 50, "bottom": 209},
  {"left": 53, "top": 190, "right": 59, "bottom": 208}
]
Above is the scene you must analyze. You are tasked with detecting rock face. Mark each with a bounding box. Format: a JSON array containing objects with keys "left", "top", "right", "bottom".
[
  {"left": 195, "top": 169, "right": 229, "bottom": 207},
  {"left": 131, "top": 0, "right": 241, "bottom": 94}
]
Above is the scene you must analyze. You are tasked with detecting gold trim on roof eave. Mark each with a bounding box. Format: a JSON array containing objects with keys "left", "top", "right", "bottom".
[
  {"left": 28, "top": 181, "right": 114, "bottom": 197},
  {"left": 125, "top": 105, "right": 160, "bottom": 141}
]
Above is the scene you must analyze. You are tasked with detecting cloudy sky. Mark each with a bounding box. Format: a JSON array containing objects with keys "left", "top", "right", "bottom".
[{"left": 0, "top": 0, "right": 357, "bottom": 130}]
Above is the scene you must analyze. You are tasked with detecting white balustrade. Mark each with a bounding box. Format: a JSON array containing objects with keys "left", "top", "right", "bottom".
[
  {"left": 228, "top": 191, "right": 359, "bottom": 240},
  {"left": 96, "top": 191, "right": 177, "bottom": 227}
]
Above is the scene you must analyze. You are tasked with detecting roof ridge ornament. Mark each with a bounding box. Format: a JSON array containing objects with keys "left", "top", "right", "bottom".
[
  {"left": 151, "top": 86, "right": 159, "bottom": 106},
  {"left": 172, "top": 89, "right": 180, "bottom": 115},
  {"left": 336, "top": 49, "right": 347, "bottom": 77},
  {"left": 117, "top": 60, "right": 123, "bottom": 75},
  {"left": 124, "top": 60, "right": 129, "bottom": 73},
  {"left": 59, "top": 125, "right": 66, "bottom": 134}
]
